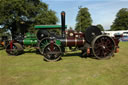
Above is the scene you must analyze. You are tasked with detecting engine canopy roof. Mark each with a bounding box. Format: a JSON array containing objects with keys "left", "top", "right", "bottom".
[{"left": 34, "top": 25, "right": 67, "bottom": 29}]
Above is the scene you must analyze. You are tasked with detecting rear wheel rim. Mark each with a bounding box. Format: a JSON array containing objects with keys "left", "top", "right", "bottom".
[{"left": 92, "top": 35, "right": 115, "bottom": 59}]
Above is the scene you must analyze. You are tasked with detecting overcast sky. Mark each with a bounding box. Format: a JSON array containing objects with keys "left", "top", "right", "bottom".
[{"left": 42, "top": 0, "right": 128, "bottom": 30}]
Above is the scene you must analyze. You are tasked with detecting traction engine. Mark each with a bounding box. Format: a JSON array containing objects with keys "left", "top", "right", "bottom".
[{"left": 6, "top": 11, "right": 120, "bottom": 61}]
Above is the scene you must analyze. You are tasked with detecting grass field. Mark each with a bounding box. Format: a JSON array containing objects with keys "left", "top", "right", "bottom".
[{"left": 0, "top": 42, "right": 128, "bottom": 85}]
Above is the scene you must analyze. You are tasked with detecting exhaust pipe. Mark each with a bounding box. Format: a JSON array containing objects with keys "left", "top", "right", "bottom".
[{"left": 61, "top": 11, "right": 65, "bottom": 37}]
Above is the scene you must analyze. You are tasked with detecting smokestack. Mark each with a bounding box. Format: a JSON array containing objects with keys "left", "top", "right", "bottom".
[{"left": 61, "top": 11, "right": 65, "bottom": 37}]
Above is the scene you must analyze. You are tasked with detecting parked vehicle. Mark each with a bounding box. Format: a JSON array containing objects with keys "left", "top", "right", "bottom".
[{"left": 6, "top": 11, "right": 120, "bottom": 61}]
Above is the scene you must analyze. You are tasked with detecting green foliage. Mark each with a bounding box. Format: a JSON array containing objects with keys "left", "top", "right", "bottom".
[
  {"left": 49, "top": 29, "right": 61, "bottom": 35},
  {"left": 0, "top": 29, "right": 4, "bottom": 36},
  {"left": 96, "top": 24, "right": 104, "bottom": 31},
  {"left": 0, "top": 0, "right": 58, "bottom": 38},
  {"left": 111, "top": 8, "right": 128, "bottom": 30},
  {"left": 0, "top": 28, "right": 10, "bottom": 37},
  {"left": 75, "top": 7, "right": 92, "bottom": 32}
]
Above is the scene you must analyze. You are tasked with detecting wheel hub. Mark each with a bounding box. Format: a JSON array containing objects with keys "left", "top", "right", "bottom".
[{"left": 102, "top": 45, "right": 106, "bottom": 49}]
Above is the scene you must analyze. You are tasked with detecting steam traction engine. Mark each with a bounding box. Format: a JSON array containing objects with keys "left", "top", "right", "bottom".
[{"left": 6, "top": 11, "right": 120, "bottom": 61}]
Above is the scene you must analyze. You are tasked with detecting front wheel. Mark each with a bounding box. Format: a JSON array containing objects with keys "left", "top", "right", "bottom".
[
  {"left": 43, "top": 43, "right": 62, "bottom": 62},
  {"left": 6, "top": 43, "right": 24, "bottom": 56}
]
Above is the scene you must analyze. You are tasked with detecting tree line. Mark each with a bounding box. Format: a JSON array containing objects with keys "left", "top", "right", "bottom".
[
  {"left": 0, "top": 0, "right": 128, "bottom": 38},
  {"left": 75, "top": 7, "right": 128, "bottom": 32},
  {"left": 0, "top": 0, "right": 58, "bottom": 38}
]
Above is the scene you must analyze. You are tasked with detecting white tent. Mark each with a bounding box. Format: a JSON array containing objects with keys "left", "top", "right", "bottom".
[{"left": 103, "top": 30, "right": 128, "bottom": 37}]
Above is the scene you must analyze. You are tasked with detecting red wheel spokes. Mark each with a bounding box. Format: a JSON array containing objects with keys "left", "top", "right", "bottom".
[
  {"left": 10, "top": 41, "right": 13, "bottom": 49},
  {"left": 44, "top": 44, "right": 61, "bottom": 60},
  {"left": 93, "top": 36, "right": 115, "bottom": 58}
]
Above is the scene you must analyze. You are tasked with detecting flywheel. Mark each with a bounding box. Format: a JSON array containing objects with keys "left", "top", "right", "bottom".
[{"left": 85, "top": 26, "right": 102, "bottom": 44}]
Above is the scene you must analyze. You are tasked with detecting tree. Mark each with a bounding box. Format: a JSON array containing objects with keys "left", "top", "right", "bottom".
[
  {"left": 0, "top": 28, "right": 11, "bottom": 39},
  {"left": 75, "top": 7, "right": 92, "bottom": 32},
  {"left": 0, "top": 0, "right": 58, "bottom": 38},
  {"left": 111, "top": 8, "right": 128, "bottom": 30},
  {"left": 0, "top": 28, "right": 4, "bottom": 36},
  {"left": 69, "top": 27, "right": 73, "bottom": 30},
  {"left": 96, "top": 24, "right": 104, "bottom": 31}
]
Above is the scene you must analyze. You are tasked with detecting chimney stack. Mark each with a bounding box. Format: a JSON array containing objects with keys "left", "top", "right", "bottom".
[{"left": 61, "top": 11, "right": 65, "bottom": 37}]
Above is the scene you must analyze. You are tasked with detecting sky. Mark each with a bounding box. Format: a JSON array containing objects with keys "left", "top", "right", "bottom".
[{"left": 42, "top": 0, "right": 128, "bottom": 30}]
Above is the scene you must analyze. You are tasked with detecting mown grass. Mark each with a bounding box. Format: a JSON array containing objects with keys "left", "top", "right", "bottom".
[{"left": 0, "top": 42, "right": 128, "bottom": 85}]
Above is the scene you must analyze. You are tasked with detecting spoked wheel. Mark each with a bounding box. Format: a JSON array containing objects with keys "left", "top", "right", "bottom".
[
  {"left": 92, "top": 35, "right": 115, "bottom": 59},
  {"left": 43, "top": 44, "right": 62, "bottom": 62},
  {"left": 6, "top": 43, "right": 24, "bottom": 56},
  {"left": 38, "top": 37, "right": 50, "bottom": 54}
]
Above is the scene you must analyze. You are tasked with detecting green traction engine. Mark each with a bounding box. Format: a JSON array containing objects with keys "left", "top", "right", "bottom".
[{"left": 6, "top": 11, "right": 120, "bottom": 62}]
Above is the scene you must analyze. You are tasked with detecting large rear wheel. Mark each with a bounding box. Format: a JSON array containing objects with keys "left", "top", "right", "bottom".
[{"left": 92, "top": 35, "right": 115, "bottom": 59}]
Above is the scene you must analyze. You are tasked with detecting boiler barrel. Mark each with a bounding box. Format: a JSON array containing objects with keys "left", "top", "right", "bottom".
[
  {"left": 23, "top": 39, "right": 37, "bottom": 45},
  {"left": 59, "top": 38, "right": 85, "bottom": 47}
]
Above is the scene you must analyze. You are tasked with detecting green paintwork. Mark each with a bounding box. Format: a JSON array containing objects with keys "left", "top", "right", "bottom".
[
  {"left": 23, "top": 39, "right": 37, "bottom": 45},
  {"left": 23, "top": 32, "right": 61, "bottom": 46},
  {"left": 25, "top": 33, "right": 36, "bottom": 38},
  {"left": 40, "top": 39, "right": 50, "bottom": 49},
  {"left": 56, "top": 40, "right": 61, "bottom": 46},
  {"left": 34, "top": 25, "right": 67, "bottom": 29},
  {"left": 23, "top": 32, "right": 37, "bottom": 45}
]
